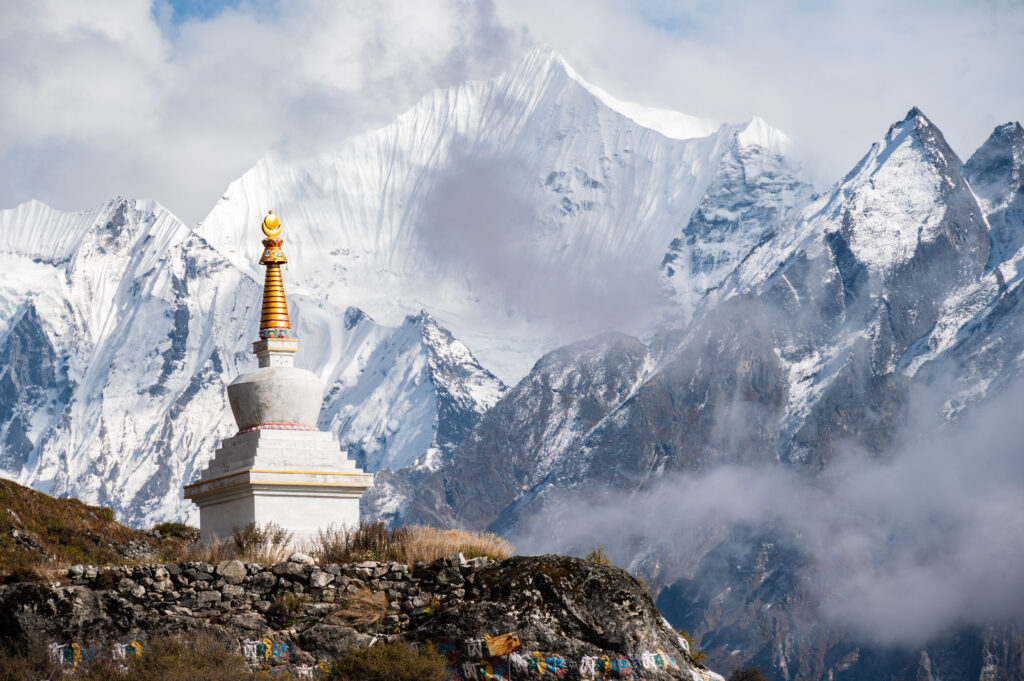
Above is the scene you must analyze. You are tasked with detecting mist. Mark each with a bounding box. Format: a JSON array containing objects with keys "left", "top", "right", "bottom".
[
  {"left": 515, "top": 376, "right": 1024, "bottom": 646},
  {"left": 415, "top": 147, "right": 667, "bottom": 338}
]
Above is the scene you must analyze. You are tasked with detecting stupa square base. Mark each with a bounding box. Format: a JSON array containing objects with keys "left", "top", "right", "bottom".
[{"left": 185, "top": 468, "right": 372, "bottom": 547}]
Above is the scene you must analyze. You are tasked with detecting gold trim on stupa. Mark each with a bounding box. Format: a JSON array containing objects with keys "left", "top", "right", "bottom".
[{"left": 258, "top": 211, "right": 292, "bottom": 340}]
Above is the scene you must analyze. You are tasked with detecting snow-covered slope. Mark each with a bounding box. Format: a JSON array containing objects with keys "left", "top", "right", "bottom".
[
  {"left": 195, "top": 47, "right": 799, "bottom": 381},
  {"left": 320, "top": 309, "right": 504, "bottom": 472},
  {"left": 0, "top": 48, "right": 801, "bottom": 526},
  {"left": 0, "top": 198, "right": 503, "bottom": 525}
]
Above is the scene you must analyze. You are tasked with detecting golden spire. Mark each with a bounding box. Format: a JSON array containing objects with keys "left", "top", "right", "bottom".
[{"left": 258, "top": 210, "right": 292, "bottom": 339}]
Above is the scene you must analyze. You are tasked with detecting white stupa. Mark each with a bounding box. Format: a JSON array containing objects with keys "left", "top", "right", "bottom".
[{"left": 184, "top": 210, "right": 372, "bottom": 545}]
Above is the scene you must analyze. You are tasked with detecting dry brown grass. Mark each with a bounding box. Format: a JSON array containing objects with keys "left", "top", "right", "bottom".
[
  {"left": 167, "top": 522, "right": 293, "bottom": 565},
  {"left": 402, "top": 525, "right": 512, "bottom": 563},
  {"left": 311, "top": 522, "right": 513, "bottom": 565},
  {"left": 312, "top": 522, "right": 410, "bottom": 564},
  {"left": 335, "top": 586, "right": 389, "bottom": 627}
]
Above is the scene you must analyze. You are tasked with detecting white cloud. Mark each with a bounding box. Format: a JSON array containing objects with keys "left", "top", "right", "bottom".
[
  {"left": 495, "top": 0, "right": 1024, "bottom": 185},
  {"left": 0, "top": 0, "right": 524, "bottom": 223},
  {"left": 0, "top": 0, "right": 1020, "bottom": 225}
]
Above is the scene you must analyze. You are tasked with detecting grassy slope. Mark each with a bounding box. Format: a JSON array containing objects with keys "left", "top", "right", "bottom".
[{"left": 0, "top": 478, "right": 182, "bottom": 582}]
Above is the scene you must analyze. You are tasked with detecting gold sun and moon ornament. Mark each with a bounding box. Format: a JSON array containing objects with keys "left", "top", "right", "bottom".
[{"left": 258, "top": 210, "right": 293, "bottom": 340}]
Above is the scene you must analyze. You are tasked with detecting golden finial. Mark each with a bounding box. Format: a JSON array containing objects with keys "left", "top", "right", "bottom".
[
  {"left": 258, "top": 210, "right": 291, "bottom": 339},
  {"left": 262, "top": 210, "right": 281, "bottom": 237}
]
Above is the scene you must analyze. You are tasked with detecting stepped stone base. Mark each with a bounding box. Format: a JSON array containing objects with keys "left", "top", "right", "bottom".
[{"left": 184, "top": 428, "right": 372, "bottom": 547}]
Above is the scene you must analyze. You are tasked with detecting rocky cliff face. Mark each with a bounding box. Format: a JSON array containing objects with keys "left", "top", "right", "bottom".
[{"left": 0, "top": 554, "right": 720, "bottom": 681}]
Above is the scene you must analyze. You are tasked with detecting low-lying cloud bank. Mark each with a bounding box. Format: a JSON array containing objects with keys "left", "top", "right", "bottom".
[{"left": 517, "top": 379, "right": 1024, "bottom": 646}]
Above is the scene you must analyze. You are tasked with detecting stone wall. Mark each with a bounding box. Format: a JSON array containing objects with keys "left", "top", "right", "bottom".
[{"left": 3, "top": 554, "right": 723, "bottom": 681}]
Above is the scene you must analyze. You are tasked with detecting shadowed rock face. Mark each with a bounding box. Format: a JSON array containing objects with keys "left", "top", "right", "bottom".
[
  {"left": 0, "top": 303, "right": 71, "bottom": 475},
  {"left": 0, "top": 555, "right": 711, "bottom": 681},
  {"left": 964, "top": 122, "right": 1024, "bottom": 267}
]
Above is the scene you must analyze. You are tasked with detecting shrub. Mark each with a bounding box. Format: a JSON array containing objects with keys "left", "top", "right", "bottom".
[
  {"left": 402, "top": 525, "right": 512, "bottom": 563},
  {"left": 151, "top": 522, "right": 199, "bottom": 541},
  {"left": 584, "top": 543, "right": 611, "bottom": 566},
  {"left": 330, "top": 641, "right": 448, "bottom": 681},
  {"left": 678, "top": 630, "right": 705, "bottom": 665},
  {"left": 273, "top": 592, "right": 308, "bottom": 622},
  {"left": 0, "top": 634, "right": 253, "bottom": 681},
  {"left": 314, "top": 522, "right": 411, "bottom": 564},
  {"left": 232, "top": 522, "right": 293, "bottom": 563},
  {"left": 728, "top": 666, "right": 768, "bottom": 681},
  {"left": 0, "top": 478, "right": 170, "bottom": 580}
]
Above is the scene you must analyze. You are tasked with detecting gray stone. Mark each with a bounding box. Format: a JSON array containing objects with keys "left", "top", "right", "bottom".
[
  {"left": 150, "top": 579, "right": 173, "bottom": 593},
  {"left": 435, "top": 567, "right": 464, "bottom": 586},
  {"left": 288, "top": 552, "right": 316, "bottom": 566},
  {"left": 69, "top": 565, "right": 85, "bottom": 578},
  {"left": 153, "top": 567, "right": 169, "bottom": 581},
  {"left": 251, "top": 572, "right": 277, "bottom": 590},
  {"left": 272, "top": 562, "right": 305, "bottom": 578},
  {"left": 197, "top": 590, "right": 222, "bottom": 603},
  {"left": 221, "top": 584, "right": 246, "bottom": 598},
  {"left": 216, "top": 560, "right": 247, "bottom": 585},
  {"left": 298, "top": 624, "right": 372, "bottom": 658},
  {"left": 309, "top": 570, "right": 334, "bottom": 588},
  {"left": 117, "top": 577, "right": 136, "bottom": 592},
  {"left": 130, "top": 585, "right": 146, "bottom": 599}
]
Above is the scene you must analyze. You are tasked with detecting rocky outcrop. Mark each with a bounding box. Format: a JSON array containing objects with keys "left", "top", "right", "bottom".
[{"left": 0, "top": 554, "right": 719, "bottom": 681}]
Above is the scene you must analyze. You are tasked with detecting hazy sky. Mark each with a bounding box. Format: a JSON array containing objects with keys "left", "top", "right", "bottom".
[{"left": 1, "top": 0, "right": 1022, "bottom": 225}]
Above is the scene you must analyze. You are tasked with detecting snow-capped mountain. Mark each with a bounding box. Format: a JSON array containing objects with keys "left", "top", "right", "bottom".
[
  {"left": 0, "top": 198, "right": 502, "bottom": 526},
  {"left": 193, "top": 47, "right": 798, "bottom": 381},
  {"left": 404, "top": 106, "right": 1001, "bottom": 533},
  {"left": 388, "top": 108, "right": 1024, "bottom": 680},
  {"left": 0, "top": 48, "right": 796, "bottom": 527},
  {"left": 320, "top": 309, "right": 504, "bottom": 473}
]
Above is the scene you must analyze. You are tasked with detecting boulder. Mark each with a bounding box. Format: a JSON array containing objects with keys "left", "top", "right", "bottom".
[{"left": 216, "top": 560, "right": 247, "bottom": 585}]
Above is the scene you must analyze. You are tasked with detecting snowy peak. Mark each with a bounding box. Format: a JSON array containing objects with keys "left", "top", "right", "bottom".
[
  {"left": 964, "top": 120, "right": 1024, "bottom": 270},
  {"left": 320, "top": 309, "right": 504, "bottom": 474},
  {"left": 965, "top": 121, "right": 1024, "bottom": 208},
  {"left": 736, "top": 116, "right": 793, "bottom": 155},
  {"left": 529, "top": 49, "right": 720, "bottom": 141},
  {"left": 817, "top": 106, "right": 986, "bottom": 274},
  {"left": 660, "top": 115, "right": 813, "bottom": 314},
  {"left": 197, "top": 46, "right": 796, "bottom": 380}
]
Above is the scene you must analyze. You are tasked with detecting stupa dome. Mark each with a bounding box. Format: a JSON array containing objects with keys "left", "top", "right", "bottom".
[{"left": 227, "top": 366, "right": 323, "bottom": 431}]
